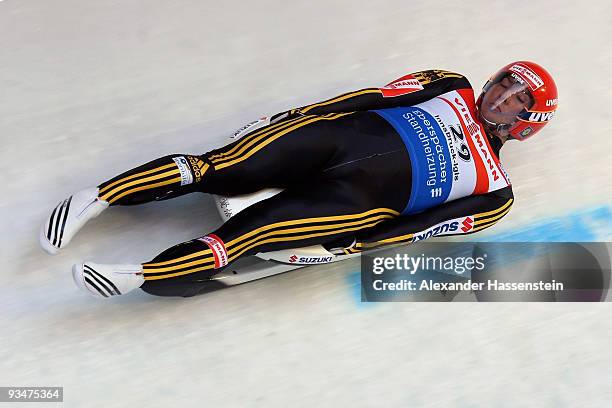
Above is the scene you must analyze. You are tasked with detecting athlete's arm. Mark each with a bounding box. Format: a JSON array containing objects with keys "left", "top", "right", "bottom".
[
  {"left": 271, "top": 70, "right": 471, "bottom": 122},
  {"left": 328, "top": 186, "right": 514, "bottom": 254}
]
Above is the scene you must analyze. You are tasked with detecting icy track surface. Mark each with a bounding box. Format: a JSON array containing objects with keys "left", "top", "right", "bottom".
[{"left": 1, "top": 1, "right": 611, "bottom": 407}]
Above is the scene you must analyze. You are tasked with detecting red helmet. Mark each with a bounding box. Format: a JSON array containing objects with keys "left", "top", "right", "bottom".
[{"left": 477, "top": 61, "right": 558, "bottom": 141}]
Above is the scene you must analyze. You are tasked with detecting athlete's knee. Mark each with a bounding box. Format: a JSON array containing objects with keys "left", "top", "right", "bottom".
[
  {"left": 166, "top": 154, "right": 210, "bottom": 186},
  {"left": 97, "top": 153, "right": 210, "bottom": 205},
  {"left": 142, "top": 153, "right": 210, "bottom": 186}
]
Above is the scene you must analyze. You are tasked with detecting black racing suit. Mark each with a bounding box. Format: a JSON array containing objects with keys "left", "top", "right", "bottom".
[{"left": 95, "top": 70, "right": 513, "bottom": 296}]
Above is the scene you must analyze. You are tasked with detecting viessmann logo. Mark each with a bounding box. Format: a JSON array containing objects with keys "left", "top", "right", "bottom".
[
  {"left": 197, "top": 234, "right": 228, "bottom": 268},
  {"left": 380, "top": 74, "right": 424, "bottom": 97},
  {"left": 452, "top": 96, "right": 501, "bottom": 182},
  {"left": 509, "top": 64, "right": 544, "bottom": 91},
  {"left": 385, "top": 79, "right": 422, "bottom": 89}
]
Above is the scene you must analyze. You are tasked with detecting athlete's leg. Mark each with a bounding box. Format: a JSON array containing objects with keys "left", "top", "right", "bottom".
[
  {"left": 201, "top": 113, "right": 354, "bottom": 195},
  {"left": 74, "top": 177, "right": 397, "bottom": 298},
  {"left": 139, "top": 150, "right": 412, "bottom": 297},
  {"left": 140, "top": 187, "right": 395, "bottom": 296},
  {"left": 42, "top": 112, "right": 404, "bottom": 254},
  {"left": 72, "top": 137, "right": 412, "bottom": 298},
  {"left": 96, "top": 111, "right": 402, "bottom": 205},
  {"left": 41, "top": 114, "right": 352, "bottom": 254},
  {"left": 96, "top": 113, "right": 352, "bottom": 206}
]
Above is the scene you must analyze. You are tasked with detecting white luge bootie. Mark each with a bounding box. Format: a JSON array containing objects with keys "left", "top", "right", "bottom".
[
  {"left": 40, "top": 187, "right": 108, "bottom": 255},
  {"left": 72, "top": 262, "right": 145, "bottom": 298}
]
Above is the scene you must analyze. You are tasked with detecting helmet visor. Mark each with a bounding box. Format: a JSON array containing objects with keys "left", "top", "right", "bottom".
[{"left": 480, "top": 73, "right": 534, "bottom": 125}]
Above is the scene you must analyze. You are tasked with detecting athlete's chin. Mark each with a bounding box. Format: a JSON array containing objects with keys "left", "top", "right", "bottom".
[{"left": 481, "top": 110, "right": 512, "bottom": 126}]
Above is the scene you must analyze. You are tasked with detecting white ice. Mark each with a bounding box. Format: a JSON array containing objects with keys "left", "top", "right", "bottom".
[{"left": 1, "top": 1, "right": 611, "bottom": 407}]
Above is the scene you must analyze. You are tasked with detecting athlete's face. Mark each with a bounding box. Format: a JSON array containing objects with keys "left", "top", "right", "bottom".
[{"left": 480, "top": 75, "right": 533, "bottom": 125}]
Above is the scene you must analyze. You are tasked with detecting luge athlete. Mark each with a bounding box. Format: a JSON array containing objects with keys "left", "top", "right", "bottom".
[{"left": 40, "top": 61, "right": 558, "bottom": 298}]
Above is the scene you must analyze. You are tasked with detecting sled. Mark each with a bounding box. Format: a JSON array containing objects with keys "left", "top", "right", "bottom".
[{"left": 204, "top": 188, "right": 359, "bottom": 291}]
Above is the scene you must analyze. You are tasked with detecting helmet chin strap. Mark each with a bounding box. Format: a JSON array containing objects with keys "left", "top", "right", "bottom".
[{"left": 478, "top": 109, "right": 511, "bottom": 140}]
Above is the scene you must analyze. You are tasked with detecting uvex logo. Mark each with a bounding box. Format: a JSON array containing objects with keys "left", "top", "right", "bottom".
[
  {"left": 546, "top": 99, "right": 558, "bottom": 107},
  {"left": 527, "top": 111, "right": 555, "bottom": 122}
]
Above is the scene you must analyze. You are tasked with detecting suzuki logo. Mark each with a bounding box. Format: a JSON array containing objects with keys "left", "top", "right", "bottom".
[
  {"left": 461, "top": 217, "right": 474, "bottom": 232},
  {"left": 289, "top": 255, "right": 298, "bottom": 263}
]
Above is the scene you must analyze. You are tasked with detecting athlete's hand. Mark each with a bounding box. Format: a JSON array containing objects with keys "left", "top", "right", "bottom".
[
  {"left": 270, "top": 108, "right": 305, "bottom": 124},
  {"left": 325, "top": 236, "right": 360, "bottom": 255}
]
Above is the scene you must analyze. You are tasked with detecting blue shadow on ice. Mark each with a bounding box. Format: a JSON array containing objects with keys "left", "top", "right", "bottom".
[
  {"left": 347, "top": 205, "right": 611, "bottom": 305},
  {"left": 480, "top": 205, "right": 611, "bottom": 242}
]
